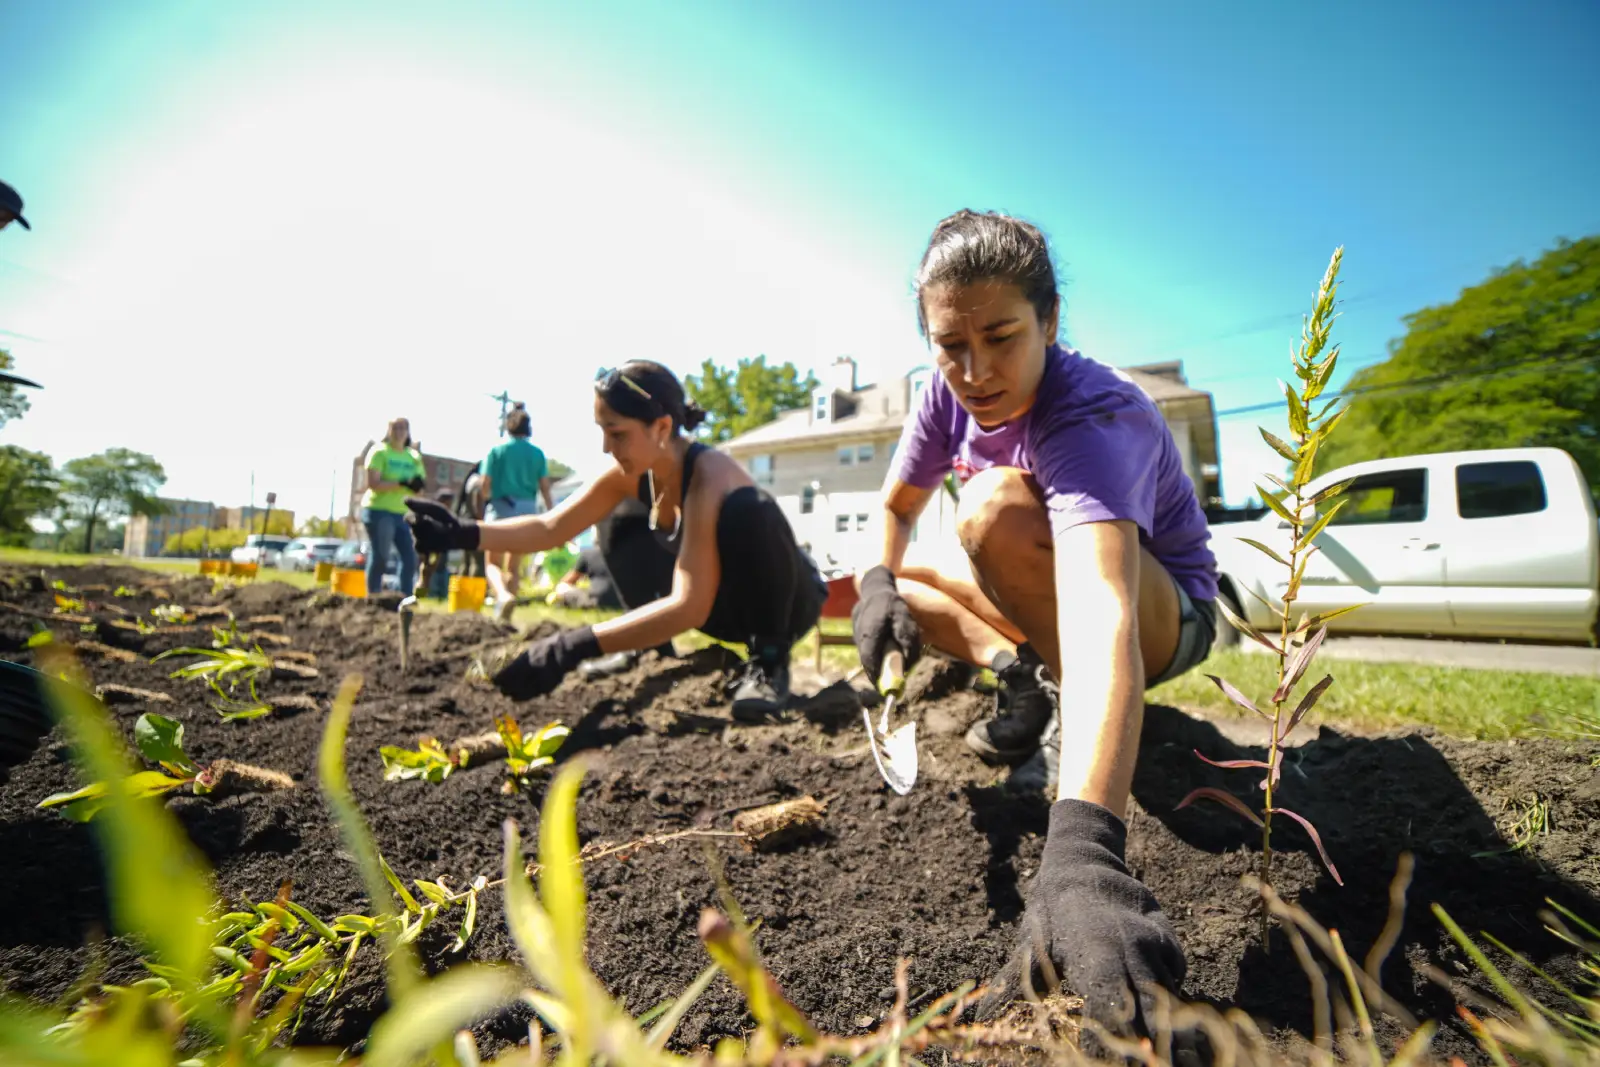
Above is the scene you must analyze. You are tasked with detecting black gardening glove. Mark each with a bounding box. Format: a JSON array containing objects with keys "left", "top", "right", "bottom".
[
  {"left": 978, "top": 800, "right": 1189, "bottom": 1051},
  {"left": 405, "top": 497, "right": 479, "bottom": 554},
  {"left": 850, "top": 565, "right": 922, "bottom": 682},
  {"left": 491, "top": 627, "right": 602, "bottom": 701},
  {"left": 404, "top": 476, "right": 427, "bottom": 492}
]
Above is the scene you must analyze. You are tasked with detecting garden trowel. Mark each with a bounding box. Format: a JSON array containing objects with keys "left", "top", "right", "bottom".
[
  {"left": 863, "top": 648, "right": 917, "bottom": 795},
  {"left": 398, "top": 595, "right": 417, "bottom": 673}
]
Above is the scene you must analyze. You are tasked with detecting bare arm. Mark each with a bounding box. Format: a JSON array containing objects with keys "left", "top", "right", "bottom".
[
  {"left": 539, "top": 476, "right": 554, "bottom": 512},
  {"left": 591, "top": 478, "right": 722, "bottom": 654},
  {"left": 478, "top": 468, "right": 628, "bottom": 556},
  {"left": 366, "top": 466, "right": 405, "bottom": 495},
  {"left": 872, "top": 478, "right": 937, "bottom": 577},
  {"left": 1051, "top": 519, "right": 1145, "bottom": 814}
]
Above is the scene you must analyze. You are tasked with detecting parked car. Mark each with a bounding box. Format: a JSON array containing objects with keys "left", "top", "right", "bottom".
[
  {"left": 231, "top": 534, "right": 293, "bottom": 568},
  {"left": 278, "top": 537, "right": 344, "bottom": 571},
  {"left": 1208, "top": 447, "right": 1599, "bottom": 646},
  {"left": 332, "top": 539, "right": 401, "bottom": 588}
]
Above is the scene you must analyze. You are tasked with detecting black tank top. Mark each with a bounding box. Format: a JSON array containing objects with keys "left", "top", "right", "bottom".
[{"left": 635, "top": 441, "right": 706, "bottom": 553}]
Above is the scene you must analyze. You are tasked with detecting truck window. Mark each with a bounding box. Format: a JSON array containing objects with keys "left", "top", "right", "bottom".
[
  {"left": 1455, "top": 460, "right": 1547, "bottom": 519},
  {"left": 1322, "top": 468, "right": 1428, "bottom": 526}
]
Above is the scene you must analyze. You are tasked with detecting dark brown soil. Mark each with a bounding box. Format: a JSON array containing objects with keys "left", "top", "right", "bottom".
[{"left": 1, "top": 563, "right": 1596, "bottom": 1063}]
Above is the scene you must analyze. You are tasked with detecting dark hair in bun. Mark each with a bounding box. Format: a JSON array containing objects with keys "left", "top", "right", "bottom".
[
  {"left": 914, "top": 209, "right": 1060, "bottom": 338},
  {"left": 595, "top": 360, "right": 706, "bottom": 434}
]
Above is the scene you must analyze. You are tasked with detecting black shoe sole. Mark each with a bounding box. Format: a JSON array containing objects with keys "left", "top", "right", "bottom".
[
  {"left": 964, "top": 723, "right": 1041, "bottom": 766},
  {"left": 731, "top": 699, "right": 783, "bottom": 724}
]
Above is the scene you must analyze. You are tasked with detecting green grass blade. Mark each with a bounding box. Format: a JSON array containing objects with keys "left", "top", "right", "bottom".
[{"left": 361, "top": 964, "right": 519, "bottom": 1067}]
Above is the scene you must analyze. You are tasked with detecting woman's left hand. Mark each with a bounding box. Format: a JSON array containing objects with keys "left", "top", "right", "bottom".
[{"left": 492, "top": 627, "right": 602, "bottom": 700}]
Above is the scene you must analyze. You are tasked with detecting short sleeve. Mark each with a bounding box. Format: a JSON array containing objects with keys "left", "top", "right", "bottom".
[
  {"left": 531, "top": 445, "right": 548, "bottom": 482},
  {"left": 364, "top": 446, "right": 385, "bottom": 474},
  {"left": 482, "top": 446, "right": 500, "bottom": 485},
  {"left": 890, "top": 377, "right": 958, "bottom": 490},
  {"left": 1029, "top": 401, "right": 1163, "bottom": 541}
]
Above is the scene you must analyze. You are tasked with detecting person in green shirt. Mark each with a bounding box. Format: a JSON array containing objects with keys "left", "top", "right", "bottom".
[
  {"left": 362, "top": 417, "right": 426, "bottom": 598},
  {"left": 479, "top": 404, "right": 556, "bottom": 621}
]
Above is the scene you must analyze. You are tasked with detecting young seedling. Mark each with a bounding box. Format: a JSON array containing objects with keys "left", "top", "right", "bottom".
[
  {"left": 497, "top": 715, "right": 569, "bottom": 793},
  {"left": 38, "top": 712, "right": 294, "bottom": 821},
  {"left": 379, "top": 737, "right": 459, "bottom": 783},
  {"left": 155, "top": 645, "right": 277, "bottom": 720},
  {"left": 151, "top": 604, "right": 194, "bottom": 625},
  {"left": 1177, "top": 248, "right": 1357, "bottom": 944}
]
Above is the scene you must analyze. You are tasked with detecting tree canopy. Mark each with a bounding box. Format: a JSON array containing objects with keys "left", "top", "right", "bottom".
[
  {"left": 0, "top": 349, "right": 34, "bottom": 429},
  {"left": 684, "top": 356, "right": 817, "bottom": 444},
  {"left": 60, "top": 448, "right": 167, "bottom": 553},
  {"left": 1319, "top": 235, "right": 1600, "bottom": 489},
  {"left": 0, "top": 446, "right": 59, "bottom": 546}
]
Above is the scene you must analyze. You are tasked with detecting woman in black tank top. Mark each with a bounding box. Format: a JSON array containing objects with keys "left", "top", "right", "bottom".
[{"left": 406, "top": 360, "right": 826, "bottom": 721}]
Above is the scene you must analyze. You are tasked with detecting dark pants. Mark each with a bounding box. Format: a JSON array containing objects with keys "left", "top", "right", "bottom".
[
  {"left": 362, "top": 508, "right": 417, "bottom": 595},
  {"left": 597, "top": 488, "right": 826, "bottom": 661}
]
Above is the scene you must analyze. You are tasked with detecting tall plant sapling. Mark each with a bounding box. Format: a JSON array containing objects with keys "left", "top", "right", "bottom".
[
  {"left": 1177, "top": 248, "right": 1358, "bottom": 941},
  {"left": 38, "top": 711, "right": 293, "bottom": 820}
]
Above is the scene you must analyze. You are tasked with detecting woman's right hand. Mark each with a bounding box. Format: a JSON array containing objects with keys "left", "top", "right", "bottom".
[
  {"left": 406, "top": 498, "right": 480, "bottom": 553},
  {"left": 851, "top": 565, "right": 922, "bottom": 680}
]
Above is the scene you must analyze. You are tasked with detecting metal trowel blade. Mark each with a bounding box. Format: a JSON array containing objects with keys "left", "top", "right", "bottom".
[{"left": 863, "top": 695, "right": 918, "bottom": 795}]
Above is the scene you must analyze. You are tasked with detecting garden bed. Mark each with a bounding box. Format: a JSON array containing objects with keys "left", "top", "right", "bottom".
[{"left": 0, "top": 563, "right": 1596, "bottom": 1062}]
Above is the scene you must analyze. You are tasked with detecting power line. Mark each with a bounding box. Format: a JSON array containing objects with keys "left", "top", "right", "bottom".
[{"left": 1214, "top": 348, "right": 1600, "bottom": 419}]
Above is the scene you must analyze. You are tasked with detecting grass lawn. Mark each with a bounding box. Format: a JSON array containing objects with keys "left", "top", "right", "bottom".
[
  {"left": 1150, "top": 647, "right": 1600, "bottom": 741},
  {"left": 0, "top": 547, "right": 318, "bottom": 590}
]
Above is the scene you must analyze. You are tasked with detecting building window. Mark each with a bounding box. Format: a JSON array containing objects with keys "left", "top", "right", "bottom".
[
  {"left": 837, "top": 446, "right": 854, "bottom": 467},
  {"left": 857, "top": 443, "right": 875, "bottom": 464},
  {"left": 1456, "top": 461, "right": 1547, "bottom": 519},
  {"left": 835, "top": 514, "right": 849, "bottom": 533},
  {"left": 750, "top": 454, "right": 775, "bottom": 486},
  {"left": 855, "top": 513, "right": 869, "bottom": 532},
  {"left": 814, "top": 393, "right": 829, "bottom": 420},
  {"left": 800, "top": 485, "right": 815, "bottom": 515}
]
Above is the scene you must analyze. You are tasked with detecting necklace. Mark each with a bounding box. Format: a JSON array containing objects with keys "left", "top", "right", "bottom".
[{"left": 646, "top": 467, "right": 682, "bottom": 541}]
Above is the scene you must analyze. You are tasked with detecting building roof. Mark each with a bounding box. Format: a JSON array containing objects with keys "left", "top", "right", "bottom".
[{"left": 723, "top": 363, "right": 1213, "bottom": 453}]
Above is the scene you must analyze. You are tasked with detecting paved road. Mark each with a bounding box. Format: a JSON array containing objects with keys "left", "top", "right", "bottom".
[{"left": 1266, "top": 635, "right": 1600, "bottom": 677}]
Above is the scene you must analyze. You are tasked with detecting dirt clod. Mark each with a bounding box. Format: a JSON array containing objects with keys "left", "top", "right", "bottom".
[
  {"left": 93, "top": 684, "right": 173, "bottom": 705},
  {"left": 732, "top": 796, "right": 827, "bottom": 851}
]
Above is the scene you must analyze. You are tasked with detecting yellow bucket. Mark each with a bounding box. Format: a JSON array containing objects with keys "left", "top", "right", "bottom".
[
  {"left": 228, "top": 561, "right": 259, "bottom": 579},
  {"left": 313, "top": 561, "right": 335, "bottom": 583},
  {"left": 447, "top": 575, "right": 487, "bottom": 613},
  {"left": 198, "top": 559, "right": 224, "bottom": 575},
  {"left": 331, "top": 568, "right": 368, "bottom": 598}
]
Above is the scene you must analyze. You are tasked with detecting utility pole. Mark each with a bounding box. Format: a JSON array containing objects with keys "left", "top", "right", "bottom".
[
  {"left": 489, "top": 390, "right": 513, "bottom": 438},
  {"left": 328, "top": 475, "right": 336, "bottom": 537}
]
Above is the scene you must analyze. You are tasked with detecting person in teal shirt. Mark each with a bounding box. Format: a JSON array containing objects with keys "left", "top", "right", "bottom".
[
  {"left": 480, "top": 404, "right": 555, "bottom": 620},
  {"left": 362, "top": 417, "right": 425, "bottom": 598}
]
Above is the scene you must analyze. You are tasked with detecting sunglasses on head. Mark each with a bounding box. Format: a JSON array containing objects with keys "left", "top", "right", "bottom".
[{"left": 595, "top": 366, "right": 655, "bottom": 401}]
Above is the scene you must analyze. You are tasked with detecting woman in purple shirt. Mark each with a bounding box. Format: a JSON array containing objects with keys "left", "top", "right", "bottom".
[{"left": 852, "top": 210, "right": 1219, "bottom": 1042}]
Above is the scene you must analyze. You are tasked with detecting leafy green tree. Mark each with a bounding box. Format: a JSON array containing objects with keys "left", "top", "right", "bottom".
[
  {"left": 165, "top": 527, "right": 249, "bottom": 556},
  {"left": 548, "top": 457, "right": 573, "bottom": 480},
  {"left": 684, "top": 356, "right": 818, "bottom": 443},
  {"left": 0, "top": 348, "right": 34, "bottom": 429},
  {"left": 0, "top": 445, "right": 59, "bottom": 545},
  {"left": 60, "top": 448, "right": 167, "bottom": 554},
  {"left": 1320, "top": 235, "right": 1600, "bottom": 488},
  {"left": 296, "top": 516, "right": 351, "bottom": 538}
]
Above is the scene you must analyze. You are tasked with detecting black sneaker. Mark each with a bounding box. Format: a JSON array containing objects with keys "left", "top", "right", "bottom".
[
  {"left": 964, "top": 645, "right": 1057, "bottom": 765},
  {"left": 1008, "top": 710, "right": 1060, "bottom": 795},
  {"left": 729, "top": 656, "right": 790, "bottom": 723}
]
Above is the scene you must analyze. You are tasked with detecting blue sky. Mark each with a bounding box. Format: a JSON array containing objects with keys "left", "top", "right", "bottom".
[{"left": 2, "top": 0, "right": 1597, "bottom": 521}]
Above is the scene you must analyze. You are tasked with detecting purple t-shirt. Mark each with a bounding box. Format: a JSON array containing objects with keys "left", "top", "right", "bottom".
[{"left": 892, "top": 344, "right": 1218, "bottom": 602}]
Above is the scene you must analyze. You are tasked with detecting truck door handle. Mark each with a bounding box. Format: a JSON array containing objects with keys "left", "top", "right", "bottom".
[{"left": 1401, "top": 538, "right": 1441, "bottom": 550}]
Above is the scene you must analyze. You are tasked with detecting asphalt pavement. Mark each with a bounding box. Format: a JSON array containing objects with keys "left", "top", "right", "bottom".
[{"left": 1277, "top": 635, "right": 1600, "bottom": 677}]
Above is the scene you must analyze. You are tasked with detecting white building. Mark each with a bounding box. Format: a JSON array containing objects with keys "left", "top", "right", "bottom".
[{"left": 720, "top": 356, "right": 1221, "bottom": 572}]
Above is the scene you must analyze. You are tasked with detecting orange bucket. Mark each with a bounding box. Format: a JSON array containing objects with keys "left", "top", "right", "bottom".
[
  {"left": 447, "top": 575, "right": 487, "bottom": 613},
  {"left": 313, "top": 561, "right": 335, "bottom": 583},
  {"left": 198, "top": 559, "right": 224, "bottom": 575},
  {"left": 331, "top": 568, "right": 368, "bottom": 598},
  {"left": 228, "top": 561, "right": 259, "bottom": 579}
]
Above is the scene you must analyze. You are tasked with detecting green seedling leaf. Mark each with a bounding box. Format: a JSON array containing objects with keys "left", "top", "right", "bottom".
[
  {"left": 255, "top": 902, "right": 300, "bottom": 933},
  {"left": 380, "top": 854, "right": 422, "bottom": 914},
  {"left": 379, "top": 740, "right": 455, "bottom": 783},
  {"left": 1258, "top": 485, "right": 1300, "bottom": 527},
  {"left": 133, "top": 712, "right": 194, "bottom": 776},
  {"left": 415, "top": 880, "right": 451, "bottom": 906},
  {"left": 218, "top": 704, "right": 273, "bottom": 722},
  {"left": 1194, "top": 750, "right": 1272, "bottom": 772},
  {"left": 1274, "top": 626, "right": 1329, "bottom": 703},
  {"left": 1298, "top": 497, "right": 1348, "bottom": 549},
  {"left": 698, "top": 908, "right": 818, "bottom": 1043},
  {"left": 1203, "top": 674, "right": 1268, "bottom": 719},
  {"left": 450, "top": 881, "right": 482, "bottom": 954},
  {"left": 1239, "top": 538, "right": 1290, "bottom": 568},
  {"left": 285, "top": 902, "right": 342, "bottom": 945},
  {"left": 1282, "top": 380, "right": 1310, "bottom": 437},
  {"left": 334, "top": 914, "right": 377, "bottom": 935},
  {"left": 540, "top": 762, "right": 588, "bottom": 967},
  {"left": 213, "top": 945, "right": 253, "bottom": 973},
  {"left": 1259, "top": 428, "right": 1298, "bottom": 463},
  {"left": 1305, "top": 350, "right": 1338, "bottom": 403},
  {"left": 1268, "top": 807, "right": 1342, "bottom": 884},
  {"left": 114, "top": 585, "right": 137, "bottom": 597},
  {"left": 38, "top": 770, "right": 192, "bottom": 822},
  {"left": 645, "top": 961, "right": 721, "bottom": 1050},
  {"left": 359, "top": 964, "right": 520, "bottom": 1067},
  {"left": 1175, "top": 787, "right": 1264, "bottom": 828},
  {"left": 1307, "top": 478, "right": 1354, "bottom": 509},
  {"left": 1299, "top": 604, "right": 1363, "bottom": 633},
  {"left": 1293, "top": 434, "right": 1321, "bottom": 486},
  {"left": 25, "top": 629, "right": 54, "bottom": 648}
]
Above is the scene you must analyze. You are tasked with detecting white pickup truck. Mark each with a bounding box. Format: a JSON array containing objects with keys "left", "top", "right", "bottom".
[{"left": 1208, "top": 446, "right": 1599, "bottom": 646}]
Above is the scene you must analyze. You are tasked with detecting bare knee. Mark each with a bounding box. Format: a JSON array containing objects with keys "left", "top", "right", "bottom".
[{"left": 955, "top": 467, "right": 1050, "bottom": 560}]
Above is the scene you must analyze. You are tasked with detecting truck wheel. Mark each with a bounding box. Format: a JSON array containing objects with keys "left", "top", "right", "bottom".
[{"left": 1212, "top": 585, "right": 1243, "bottom": 653}]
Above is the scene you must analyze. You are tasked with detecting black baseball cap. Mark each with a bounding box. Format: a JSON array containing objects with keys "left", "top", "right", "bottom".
[{"left": 0, "top": 181, "right": 30, "bottom": 230}]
